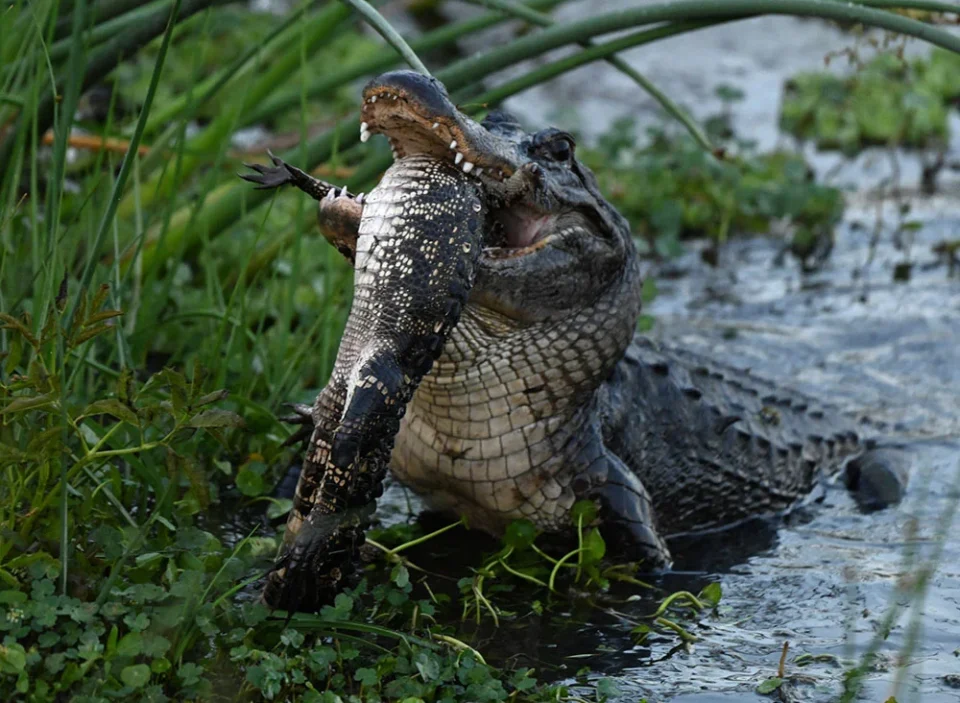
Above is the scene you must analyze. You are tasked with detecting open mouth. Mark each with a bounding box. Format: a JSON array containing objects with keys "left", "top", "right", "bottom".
[{"left": 360, "top": 73, "right": 561, "bottom": 260}]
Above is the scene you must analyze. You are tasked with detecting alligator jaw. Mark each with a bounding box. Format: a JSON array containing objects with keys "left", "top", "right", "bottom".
[
  {"left": 361, "top": 72, "right": 517, "bottom": 183},
  {"left": 359, "top": 71, "right": 582, "bottom": 259}
]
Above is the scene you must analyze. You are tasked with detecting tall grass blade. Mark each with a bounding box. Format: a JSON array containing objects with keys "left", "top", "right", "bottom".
[
  {"left": 66, "top": 0, "right": 184, "bottom": 329},
  {"left": 339, "top": 0, "right": 431, "bottom": 75},
  {"left": 464, "top": 0, "right": 716, "bottom": 154}
]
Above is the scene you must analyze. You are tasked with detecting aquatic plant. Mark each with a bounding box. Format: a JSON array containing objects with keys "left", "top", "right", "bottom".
[{"left": 780, "top": 48, "right": 960, "bottom": 154}]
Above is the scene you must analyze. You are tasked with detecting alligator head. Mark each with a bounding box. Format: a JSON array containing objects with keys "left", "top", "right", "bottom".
[{"left": 357, "top": 71, "right": 637, "bottom": 325}]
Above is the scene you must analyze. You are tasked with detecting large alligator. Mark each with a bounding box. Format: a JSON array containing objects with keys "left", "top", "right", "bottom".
[{"left": 244, "top": 71, "right": 906, "bottom": 610}]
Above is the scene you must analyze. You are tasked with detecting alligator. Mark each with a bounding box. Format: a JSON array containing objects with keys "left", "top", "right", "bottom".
[{"left": 244, "top": 70, "right": 907, "bottom": 611}]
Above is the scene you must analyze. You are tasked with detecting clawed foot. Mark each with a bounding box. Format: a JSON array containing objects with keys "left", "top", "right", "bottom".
[
  {"left": 261, "top": 501, "right": 375, "bottom": 613},
  {"left": 279, "top": 402, "right": 314, "bottom": 448},
  {"left": 239, "top": 150, "right": 339, "bottom": 202},
  {"left": 240, "top": 150, "right": 301, "bottom": 190}
]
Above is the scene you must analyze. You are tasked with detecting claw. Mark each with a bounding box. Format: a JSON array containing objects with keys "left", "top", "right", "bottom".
[{"left": 279, "top": 402, "right": 315, "bottom": 448}]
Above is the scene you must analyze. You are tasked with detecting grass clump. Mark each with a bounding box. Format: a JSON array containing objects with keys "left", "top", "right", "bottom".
[{"left": 780, "top": 48, "right": 960, "bottom": 154}]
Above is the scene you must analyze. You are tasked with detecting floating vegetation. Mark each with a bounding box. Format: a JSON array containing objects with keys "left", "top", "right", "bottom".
[
  {"left": 780, "top": 49, "right": 960, "bottom": 154},
  {"left": 583, "top": 113, "right": 844, "bottom": 265}
]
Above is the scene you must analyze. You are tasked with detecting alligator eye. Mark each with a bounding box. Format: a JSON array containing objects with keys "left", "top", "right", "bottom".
[{"left": 548, "top": 135, "right": 574, "bottom": 162}]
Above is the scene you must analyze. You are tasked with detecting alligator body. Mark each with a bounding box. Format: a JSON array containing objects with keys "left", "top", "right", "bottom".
[
  {"left": 249, "top": 155, "right": 489, "bottom": 610},
  {"left": 244, "top": 71, "right": 906, "bottom": 610}
]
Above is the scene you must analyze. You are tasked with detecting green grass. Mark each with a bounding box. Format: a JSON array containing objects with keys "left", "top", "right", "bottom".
[{"left": 1, "top": 0, "right": 959, "bottom": 700}]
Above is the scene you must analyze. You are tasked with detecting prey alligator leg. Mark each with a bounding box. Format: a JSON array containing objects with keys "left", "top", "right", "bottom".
[
  {"left": 240, "top": 152, "right": 361, "bottom": 262},
  {"left": 278, "top": 402, "right": 313, "bottom": 448}
]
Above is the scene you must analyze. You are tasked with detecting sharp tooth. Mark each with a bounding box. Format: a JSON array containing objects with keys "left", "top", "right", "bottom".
[
  {"left": 324, "top": 189, "right": 335, "bottom": 201},
  {"left": 449, "top": 140, "right": 457, "bottom": 150},
  {"left": 475, "top": 168, "right": 483, "bottom": 176},
  {"left": 432, "top": 122, "right": 440, "bottom": 130},
  {"left": 462, "top": 161, "right": 474, "bottom": 173},
  {"left": 454, "top": 152, "right": 464, "bottom": 165},
  {"left": 339, "top": 187, "right": 348, "bottom": 197},
  {"left": 371, "top": 95, "right": 377, "bottom": 103},
  {"left": 356, "top": 193, "right": 364, "bottom": 204},
  {"left": 360, "top": 121, "right": 368, "bottom": 132},
  {"left": 360, "top": 131, "right": 370, "bottom": 143}
]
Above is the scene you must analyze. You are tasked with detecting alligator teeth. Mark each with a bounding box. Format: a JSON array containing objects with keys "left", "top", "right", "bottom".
[
  {"left": 449, "top": 140, "right": 457, "bottom": 150},
  {"left": 324, "top": 189, "right": 335, "bottom": 201},
  {"left": 432, "top": 122, "right": 440, "bottom": 130},
  {"left": 356, "top": 193, "right": 364, "bottom": 204},
  {"left": 454, "top": 152, "right": 463, "bottom": 165},
  {"left": 462, "top": 161, "right": 474, "bottom": 173},
  {"left": 360, "top": 122, "right": 371, "bottom": 143},
  {"left": 370, "top": 95, "right": 377, "bottom": 103}
]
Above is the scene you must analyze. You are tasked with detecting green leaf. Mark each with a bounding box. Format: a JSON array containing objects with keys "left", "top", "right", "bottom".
[
  {"left": 355, "top": 667, "right": 379, "bottom": 687},
  {"left": 1, "top": 392, "right": 58, "bottom": 415},
  {"left": 81, "top": 398, "right": 139, "bottom": 426},
  {"left": 121, "top": 663, "right": 151, "bottom": 689},
  {"left": 414, "top": 651, "right": 439, "bottom": 682},
  {"left": 641, "top": 277, "right": 658, "bottom": 303},
  {"left": 195, "top": 389, "right": 230, "bottom": 407},
  {"left": 0, "top": 590, "right": 27, "bottom": 604},
  {"left": 0, "top": 644, "right": 27, "bottom": 673},
  {"left": 637, "top": 314, "right": 656, "bottom": 332},
  {"left": 582, "top": 528, "right": 606, "bottom": 562},
  {"left": 757, "top": 677, "right": 783, "bottom": 694},
  {"left": 188, "top": 409, "right": 245, "bottom": 428},
  {"left": 391, "top": 564, "right": 410, "bottom": 588},
  {"left": 699, "top": 582, "right": 722, "bottom": 607},
  {"left": 0, "top": 313, "right": 39, "bottom": 348},
  {"left": 504, "top": 519, "right": 537, "bottom": 550},
  {"left": 151, "top": 657, "right": 171, "bottom": 674},
  {"left": 106, "top": 625, "right": 119, "bottom": 657},
  {"left": 235, "top": 468, "right": 265, "bottom": 497},
  {"left": 266, "top": 498, "right": 292, "bottom": 520},
  {"left": 570, "top": 500, "right": 598, "bottom": 526},
  {"left": 117, "top": 632, "right": 143, "bottom": 657}
]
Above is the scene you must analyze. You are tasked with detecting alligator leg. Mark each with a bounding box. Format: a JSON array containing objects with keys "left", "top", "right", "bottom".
[
  {"left": 583, "top": 447, "right": 673, "bottom": 568},
  {"left": 843, "top": 446, "right": 910, "bottom": 510},
  {"left": 278, "top": 402, "right": 313, "bottom": 448},
  {"left": 240, "top": 152, "right": 361, "bottom": 263}
]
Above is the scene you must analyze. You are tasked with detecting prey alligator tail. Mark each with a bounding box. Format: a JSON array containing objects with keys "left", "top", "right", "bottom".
[{"left": 243, "top": 70, "right": 908, "bottom": 611}]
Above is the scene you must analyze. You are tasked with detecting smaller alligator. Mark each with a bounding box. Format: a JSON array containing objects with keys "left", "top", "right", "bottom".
[
  {"left": 243, "top": 78, "right": 540, "bottom": 610},
  {"left": 244, "top": 70, "right": 909, "bottom": 612}
]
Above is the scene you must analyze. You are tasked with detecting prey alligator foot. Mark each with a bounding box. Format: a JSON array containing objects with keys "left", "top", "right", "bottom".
[
  {"left": 241, "top": 151, "right": 363, "bottom": 263},
  {"left": 239, "top": 150, "right": 341, "bottom": 201},
  {"left": 262, "top": 501, "right": 375, "bottom": 613},
  {"left": 279, "top": 402, "right": 314, "bottom": 448}
]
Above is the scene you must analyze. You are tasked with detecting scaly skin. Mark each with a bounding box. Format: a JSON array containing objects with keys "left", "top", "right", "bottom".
[
  {"left": 245, "top": 71, "right": 906, "bottom": 610},
  {"left": 252, "top": 156, "right": 488, "bottom": 611}
]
